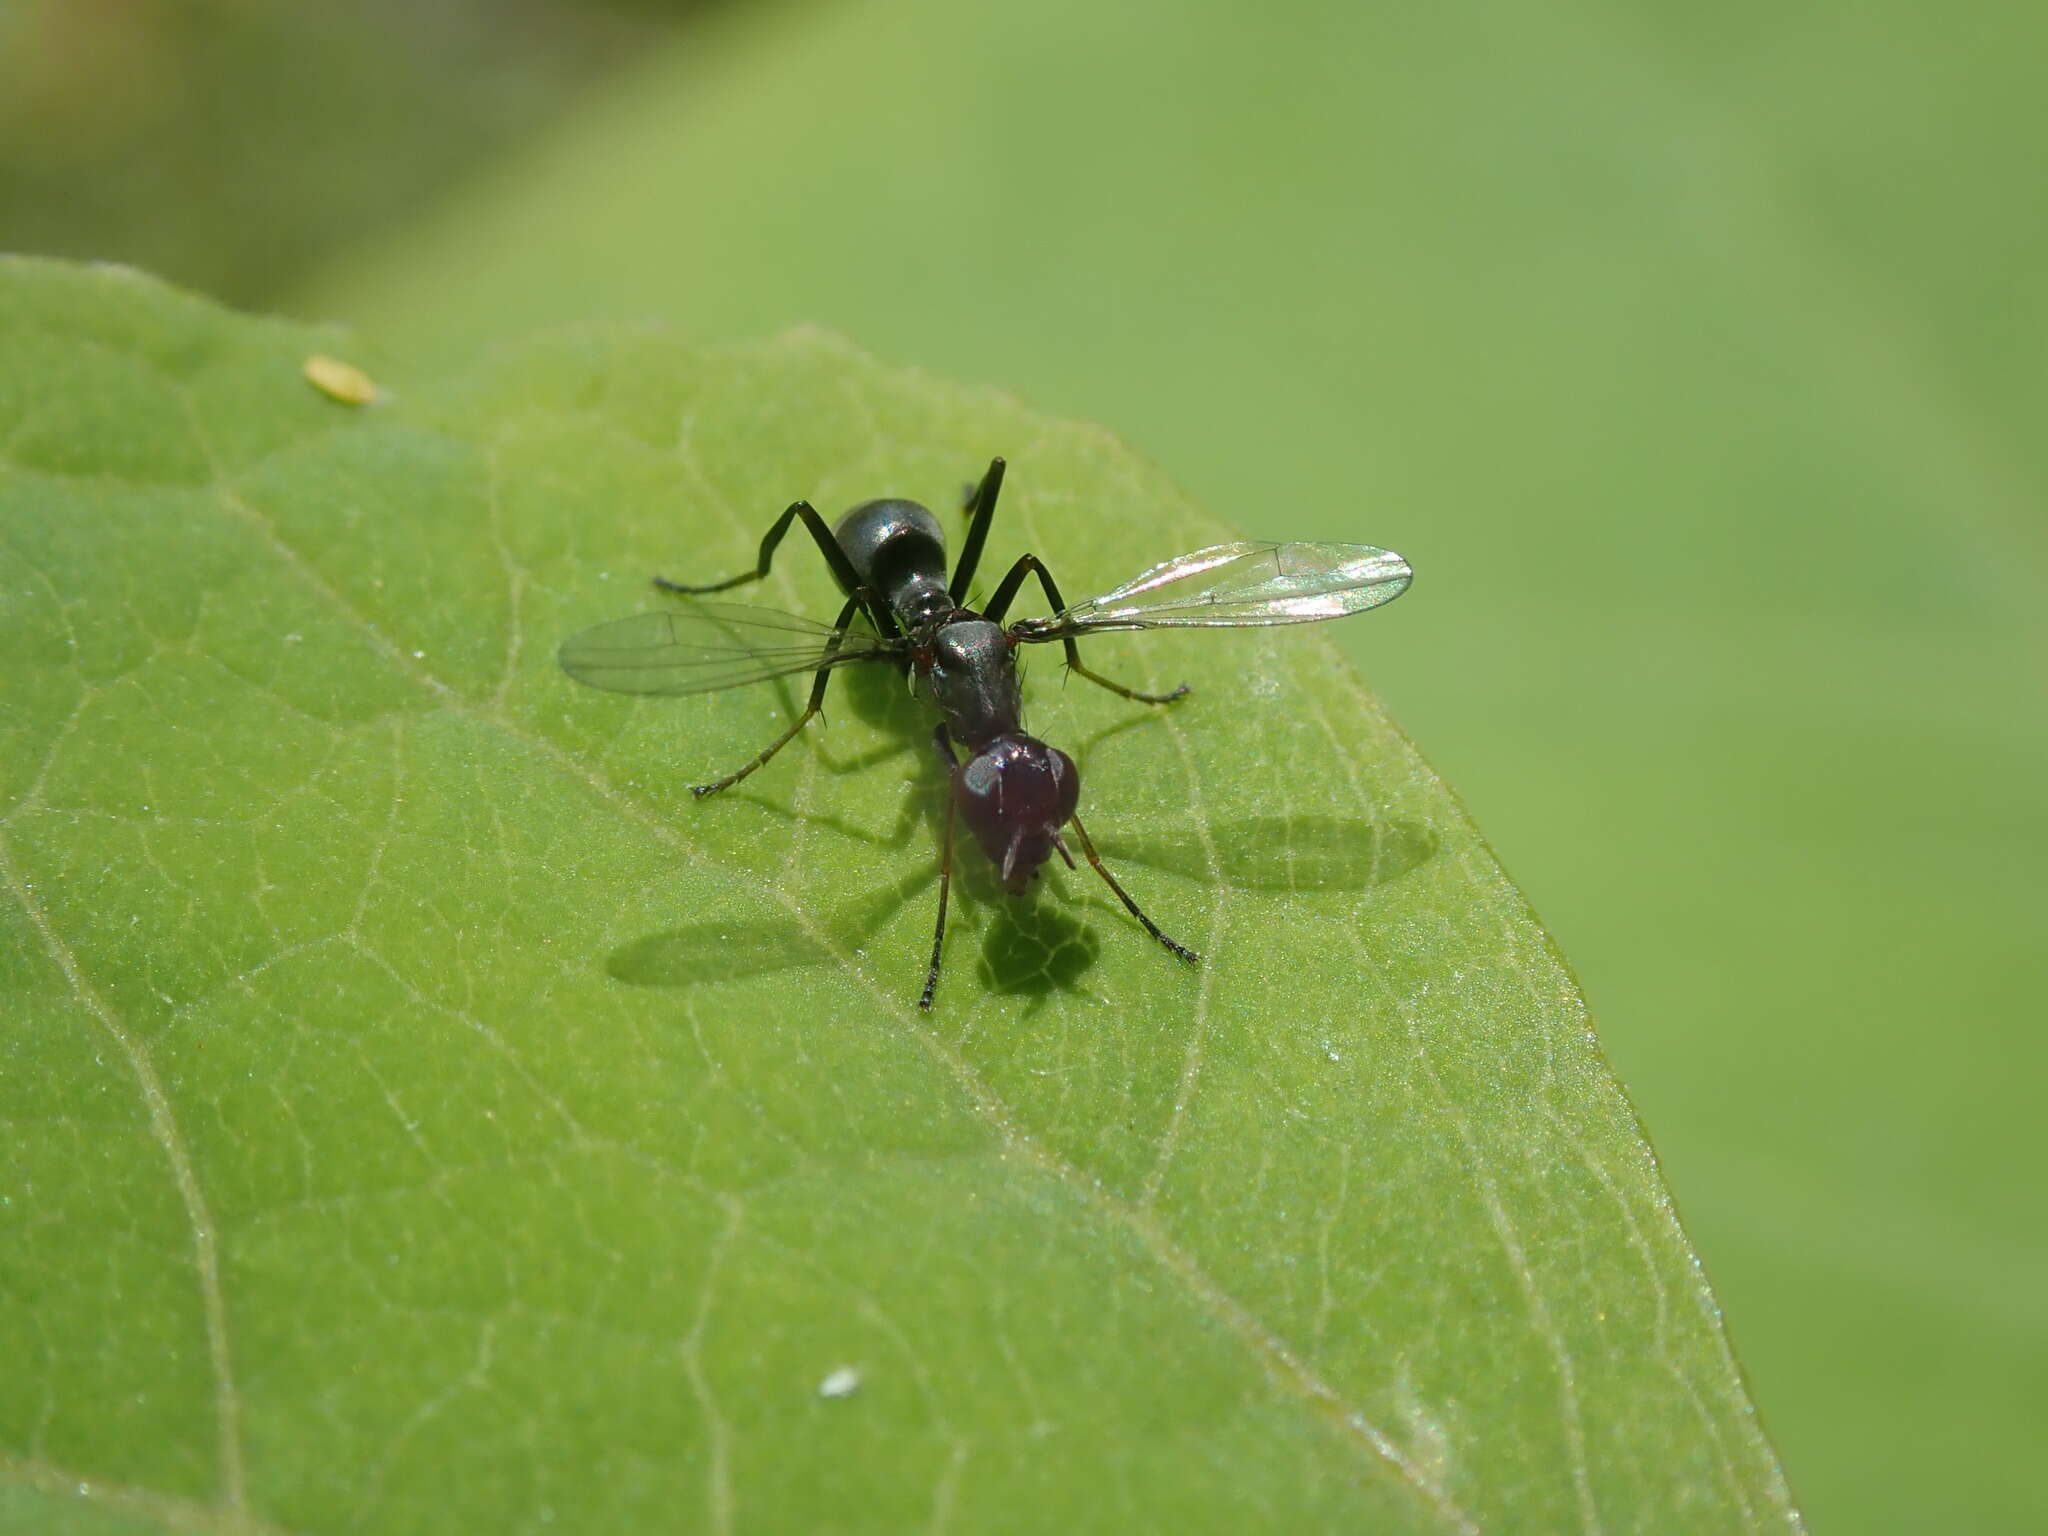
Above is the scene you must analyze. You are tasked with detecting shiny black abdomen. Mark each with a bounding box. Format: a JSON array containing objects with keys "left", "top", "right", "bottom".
[{"left": 834, "top": 498, "right": 951, "bottom": 629}]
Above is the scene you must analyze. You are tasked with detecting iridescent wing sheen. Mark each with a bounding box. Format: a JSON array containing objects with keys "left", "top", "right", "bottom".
[
  {"left": 1010, "top": 541, "right": 1412, "bottom": 640},
  {"left": 557, "top": 602, "right": 899, "bottom": 696}
]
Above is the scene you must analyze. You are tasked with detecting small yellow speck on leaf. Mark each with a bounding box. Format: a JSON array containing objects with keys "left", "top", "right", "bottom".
[{"left": 303, "top": 354, "right": 378, "bottom": 405}]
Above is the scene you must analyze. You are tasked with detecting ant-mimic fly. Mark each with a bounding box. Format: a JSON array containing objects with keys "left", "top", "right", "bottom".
[{"left": 560, "top": 457, "right": 1412, "bottom": 1008}]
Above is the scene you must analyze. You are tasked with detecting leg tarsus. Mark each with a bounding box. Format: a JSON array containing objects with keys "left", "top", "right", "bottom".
[
  {"left": 920, "top": 741, "right": 958, "bottom": 1010},
  {"left": 918, "top": 725, "right": 959, "bottom": 1010},
  {"left": 654, "top": 570, "right": 747, "bottom": 596},
  {"left": 919, "top": 818, "right": 953, "bottom": 1010},
  {"left": 1069, "top": 662, "right": 1190, "bottom": 706},
  {"left": 1067, "top": 813, "right": 1200, "bottom": 964},
  {"left": 988, "top": 552, "right": 1189, "bottom": 705},
  {"left": 691, "top": 712, "right": 813, "bottom": 797},
  {"left": 690, "top": 596, "right": 860, "bottom": 796}
]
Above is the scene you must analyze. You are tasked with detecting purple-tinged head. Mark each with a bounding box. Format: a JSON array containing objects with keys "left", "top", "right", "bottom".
[{"left": 953, "top": 734, "right": 1080, "bottom": 894}]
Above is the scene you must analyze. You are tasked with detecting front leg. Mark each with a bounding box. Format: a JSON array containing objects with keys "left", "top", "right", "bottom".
[
  {"left": 919, "top": 724, "right": 961, "bottom": 1010},
  {"left": 1066, "top": 812, "right": 1199, "bottom": 964}
]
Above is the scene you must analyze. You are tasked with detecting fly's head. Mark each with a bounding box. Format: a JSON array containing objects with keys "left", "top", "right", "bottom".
[{"left": 953, "top": 734, "right": 1080, "bottom": 895}]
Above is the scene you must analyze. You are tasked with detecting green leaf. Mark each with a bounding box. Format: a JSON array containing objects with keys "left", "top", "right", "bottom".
[
  {"left": 0, "top": 258, "right": 1796, "bottom": 1531},
  {"left": 285, "top": 2, "right": 2048, "bottom": 1528}
]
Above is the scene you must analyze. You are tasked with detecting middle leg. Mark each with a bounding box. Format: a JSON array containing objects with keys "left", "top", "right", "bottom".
[{"left": 985, "top": 553, "right": 1189, "bottom": 704}]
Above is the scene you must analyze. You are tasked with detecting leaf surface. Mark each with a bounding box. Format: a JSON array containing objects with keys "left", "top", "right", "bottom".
[{"left": 0, "top": 260, "right": 1794, "bottom": 1532}]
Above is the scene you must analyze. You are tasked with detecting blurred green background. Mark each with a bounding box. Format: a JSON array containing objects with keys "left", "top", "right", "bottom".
[{"left": 7, "top": 0, "right": 2043, "bottom": 1529}]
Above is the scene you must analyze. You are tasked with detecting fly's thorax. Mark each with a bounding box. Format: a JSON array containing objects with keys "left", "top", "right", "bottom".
[
  {"left": 952, "top": 733, "right": 1080, "bottom": 895},
  {"left": 915, "top": 618, "right": 1022, "bottom": 744}
]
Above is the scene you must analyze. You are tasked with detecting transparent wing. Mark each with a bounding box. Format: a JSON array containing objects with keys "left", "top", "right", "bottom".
[
  {"left": 557, "top": 602, "right": 898, "bottom": 696},
  {"left": 1011, "top": 541, "right": 1412, "bottom": 640}
]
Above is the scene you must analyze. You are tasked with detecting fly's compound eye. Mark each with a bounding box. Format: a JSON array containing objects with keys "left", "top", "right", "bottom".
[{"left": 955, "top": 749, "right": 999, "bottom": 805}]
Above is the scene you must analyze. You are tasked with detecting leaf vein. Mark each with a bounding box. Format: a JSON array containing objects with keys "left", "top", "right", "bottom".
[{"left": 0, "top": 837, "right": 249, "bottom": 1514}]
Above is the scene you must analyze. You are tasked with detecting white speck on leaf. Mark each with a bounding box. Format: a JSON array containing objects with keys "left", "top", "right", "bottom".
[{"left": 818, "top": 1366, "right": 861, "bottom": 1399}]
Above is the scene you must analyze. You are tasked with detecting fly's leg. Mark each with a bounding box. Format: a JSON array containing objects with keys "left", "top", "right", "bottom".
[
  {"left": 985, "top": 553, "right": 1189, "bottom": 704},
  {"left": 917, "top": 801, "right": 954, "bottom": 1011},
  {"left": 947, "top": 456, "right": 1006, "bottom": 603},
  {"left": 1065, "top": 813, "right": 1200, "bottom": 964},
  {"left": 694, "top": 596, "right": 859, "bottom": 797},
  {"left": 919, "top": 725, "right": 961, "bottom": 1010},
  {"left": 655, "top": 499, "right": 900, "bottom": 638}
]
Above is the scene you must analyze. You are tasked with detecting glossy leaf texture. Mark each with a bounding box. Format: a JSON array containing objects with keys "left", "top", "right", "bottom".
[{"left": 0, "top": 259, "right": 1797, "bottom": 1532}]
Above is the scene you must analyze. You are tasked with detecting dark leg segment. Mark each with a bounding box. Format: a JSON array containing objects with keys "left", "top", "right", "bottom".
[
  {"left": 948, "top": 456, "right": 1007, "bottom": 603},
  {"left": 920, "top": 798, "right": 957, "bottom": 1010},
  {"left": 985, "top": 553, "right": 1189, "bottom": 704},
  {"left": 1067, "top": 813, "right": 1200, "bottom": 964},
  {"left": 693, "top": 597, "right": 860, "bottom": 797},
  {"left": 655, "top": 499, "right": 900, "bottom": 638},
  {"left": 920, "top": 725, "right": 961, "bottom": 1010}
]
